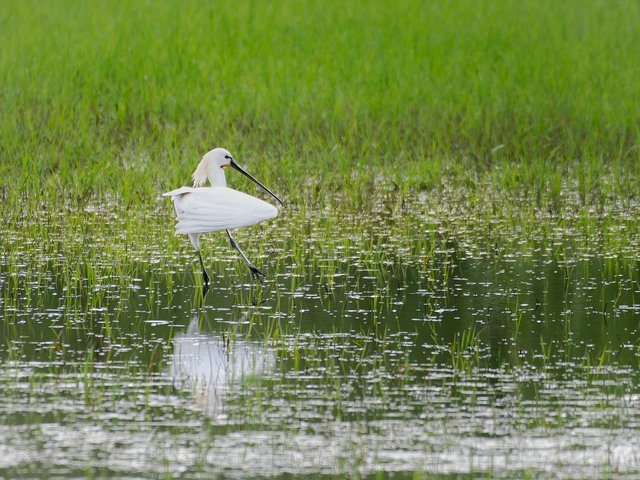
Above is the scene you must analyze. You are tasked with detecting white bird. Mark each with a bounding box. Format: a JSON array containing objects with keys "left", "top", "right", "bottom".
[{"left": 163, "top": 148, "right": 282, "bottom": 288}]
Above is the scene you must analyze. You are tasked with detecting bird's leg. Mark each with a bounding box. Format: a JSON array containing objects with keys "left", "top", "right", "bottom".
[
  {"left": 226, "top": 230, "right": 265, "bottom": 279},
  {"left": 197, "top": 250, "right": 210, "bottom": 290}
]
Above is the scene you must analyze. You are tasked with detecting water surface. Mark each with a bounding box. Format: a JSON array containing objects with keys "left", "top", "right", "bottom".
[{"left": 2, "top": 200, "right": 640, "bottom": 478}]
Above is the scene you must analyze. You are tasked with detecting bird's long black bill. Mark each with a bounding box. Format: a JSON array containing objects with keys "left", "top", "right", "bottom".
[{"left": 230, "top": 158, "right": 283, "bottom": 205}]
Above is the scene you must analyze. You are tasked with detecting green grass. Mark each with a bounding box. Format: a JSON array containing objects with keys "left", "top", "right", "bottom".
[
  {"left": 2, "top": 0, "right": 640, "bottom": 272},
  {"left": 1, "top": 0, "right": 639, "bottom": 206}
]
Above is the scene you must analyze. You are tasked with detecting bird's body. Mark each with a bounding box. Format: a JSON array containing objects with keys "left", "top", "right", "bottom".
[
  {"left": 163, "top": 186, "right": 277, "bottom": 249},
  {"left": 163, "top": 148, "right": 282, "bottom": 288}
]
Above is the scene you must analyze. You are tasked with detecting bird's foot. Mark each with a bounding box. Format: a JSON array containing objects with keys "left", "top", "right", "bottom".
[{"left": 248, "top": 264, "right": 266, "bottom": 281}]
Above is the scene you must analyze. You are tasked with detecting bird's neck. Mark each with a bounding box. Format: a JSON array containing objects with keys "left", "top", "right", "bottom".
[{"left": 208, "top": 168, "right": 227, "bottom": 187}]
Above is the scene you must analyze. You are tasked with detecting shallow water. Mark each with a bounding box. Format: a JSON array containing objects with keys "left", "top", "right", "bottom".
[{"left": 2, "top": 199, "right": 640, "bottom": 478}]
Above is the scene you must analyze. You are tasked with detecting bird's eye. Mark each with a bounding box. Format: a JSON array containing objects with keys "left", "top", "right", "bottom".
[{"left": 224, "top": 155, "right": 231, "bottom": 160}]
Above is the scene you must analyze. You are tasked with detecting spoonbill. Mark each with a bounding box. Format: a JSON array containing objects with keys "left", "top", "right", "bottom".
[{"left": 163, "top": 148, "right": 282, "bottom": 288}]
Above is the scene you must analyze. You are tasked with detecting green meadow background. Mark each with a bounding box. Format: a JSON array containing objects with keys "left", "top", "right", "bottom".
[{"left": 1, "top": 0, "right": 639, "bottom": 205}]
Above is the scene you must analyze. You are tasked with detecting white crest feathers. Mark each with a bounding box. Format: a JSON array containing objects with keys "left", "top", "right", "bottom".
[{"left": 191, "top": 156, "right": 209, "bottom": 187}]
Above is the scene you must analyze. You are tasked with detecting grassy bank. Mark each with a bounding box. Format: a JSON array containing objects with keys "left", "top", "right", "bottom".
[{"left": 1, "top": 0, "right": 639, "bottom": 206}]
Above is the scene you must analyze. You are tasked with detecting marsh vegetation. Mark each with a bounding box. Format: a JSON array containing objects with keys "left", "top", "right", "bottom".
[{"left": 2, "top": 0, "right": 640, "bottom": 477}]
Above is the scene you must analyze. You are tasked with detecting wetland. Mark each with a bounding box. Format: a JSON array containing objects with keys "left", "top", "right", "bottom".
[
  {"left": 2, "top": 0, "right": 640, "bottom": 477},
  {"left": 3, "top": 184, "right": 640, "bottom": 478}
]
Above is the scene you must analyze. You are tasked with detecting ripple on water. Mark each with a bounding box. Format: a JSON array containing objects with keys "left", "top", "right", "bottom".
[{"left": 3, "top": 193, "right": 640, "bottom": 477}]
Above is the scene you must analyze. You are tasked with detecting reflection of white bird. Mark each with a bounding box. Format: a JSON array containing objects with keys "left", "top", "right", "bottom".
[
  {"left": 163, "top": 148, "right": 282, "bottom": 287},
  {"left": 170, "top": 312, "right": 275, "bottom": 413}
]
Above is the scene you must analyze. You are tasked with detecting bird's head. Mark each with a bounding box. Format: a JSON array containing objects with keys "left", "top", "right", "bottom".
[
  {"left": 192, "top": 148, "right": 233, "bottom": 185},
  {"left": 210, "top": 147, "right": 235, "bottom": 168},
  {"left": 191, "top": 148, "right": 283, "bottom": 205}
]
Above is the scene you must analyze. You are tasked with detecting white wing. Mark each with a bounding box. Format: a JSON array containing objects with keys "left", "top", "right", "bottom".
[{"left": 163, "top": 187, "right": 278, "bottom": 234}]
